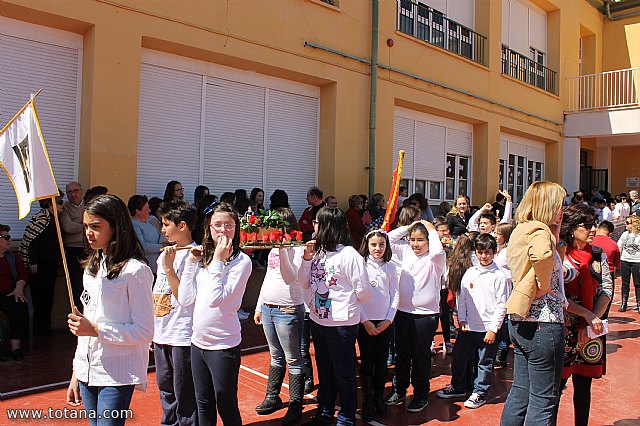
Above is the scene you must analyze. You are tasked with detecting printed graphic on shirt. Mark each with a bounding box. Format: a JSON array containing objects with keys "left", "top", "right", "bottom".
[
  {"left": 80, "top": 288, "right": 91, "bottom": 307},
  {"left": 311, "top": 257, "right": 331, "bottom": 319},
  {"left": 268, "top": 251, "right": 280, "bottom": 269},
  {"left": 153, "top": 276, "right": 173, "bottom": 317}
]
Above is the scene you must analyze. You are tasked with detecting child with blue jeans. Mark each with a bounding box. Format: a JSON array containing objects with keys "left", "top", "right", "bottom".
[{"left": 436, "top": 234, "right": 508, "bottom": 409}]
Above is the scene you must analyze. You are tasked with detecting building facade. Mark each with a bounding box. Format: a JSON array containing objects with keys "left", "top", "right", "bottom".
[{"left": 0, "top": 0, "right": 637, "bottom": 233}]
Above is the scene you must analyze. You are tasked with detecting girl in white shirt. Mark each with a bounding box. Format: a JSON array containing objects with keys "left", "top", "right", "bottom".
[
  {"left": 253, "top": 208, "right": 306, "bottom": 425},
  {"left": 617, "top": 215, "right": 640, "bottom": 312},
  {"left": 66, "top": 194, "right": 154, "bottom": 425},
  {"left": 384, "top": 220, "right": 446, "bottom": 412},
  {"left": 298, "top": 207, "right": 371, "bottom": 426},
  {"left": 179, "top": 202, "right": 252, "bottom": 426},
  {"left": 357, "top": 229, "right": 399, "bottom": 421}
]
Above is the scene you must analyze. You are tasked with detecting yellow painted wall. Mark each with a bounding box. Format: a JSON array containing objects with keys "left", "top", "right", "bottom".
[
  {"left": 0, "top": 0, "right": 599, "bottom": 205},
  {"left": 603, "top": 16, "right": 640, "bottom": 71},
  {"left": 611, "top": 146, "right": 640, "bottom": 192}
]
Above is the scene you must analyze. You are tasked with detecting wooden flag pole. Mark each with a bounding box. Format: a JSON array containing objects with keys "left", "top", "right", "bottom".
[{"left": 50, "top": 195, "right": 76, "bottom": 311}]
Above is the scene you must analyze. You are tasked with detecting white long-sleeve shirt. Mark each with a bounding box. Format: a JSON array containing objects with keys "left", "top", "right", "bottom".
[
  {"left": 73, "top": 259, "right": 154, "bottom": 388},
  {"left": 457, "top": 262, "right": 508, "bottom": 333},
  {"left": 256, "top": 247, "right": 305, "bottom": 309},
  {"left": 468, "top": 202, "right": 512, "bottom": 232},
  {"left": 602, "top": 206, "right": 614, "bottom": 222},
  {"left": 618, "top": 231, "right": 640, "bottom": 263},
  {"left": 179, "top": 252, "right": 252, "bottom": 350},
  {"left": 360, "top": 258, "right": 399, "bottom": 322},
  {"left": 298, "top": 244, "right": 371, "bottom": 326},
  {"left": 389, "top": 226, "right": 446, "bottom": 315}
]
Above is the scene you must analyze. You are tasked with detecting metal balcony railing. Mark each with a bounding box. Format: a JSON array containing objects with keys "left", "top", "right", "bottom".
[
  {"left": 397, "top": 0, "right": 486, "bottom": 66},
  {"left": 566, "top": 67, "right": 640, "bottom": 113},
  {"left": 501, "top": 45, "right": 557, "bottom": 95}
]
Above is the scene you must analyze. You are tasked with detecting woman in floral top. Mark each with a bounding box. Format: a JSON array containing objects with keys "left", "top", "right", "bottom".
[{"left": 559, "top": 203, "right": 612, "bottom": 426}]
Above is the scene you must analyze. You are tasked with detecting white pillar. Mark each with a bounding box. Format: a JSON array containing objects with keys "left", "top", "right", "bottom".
[{"left": 563, "top": 137, "right": 580, "bottom": 194}]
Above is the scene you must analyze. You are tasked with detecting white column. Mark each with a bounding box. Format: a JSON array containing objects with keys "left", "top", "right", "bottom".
[{"left": 562, "top": 137, "right": 580, "bottom": 194}]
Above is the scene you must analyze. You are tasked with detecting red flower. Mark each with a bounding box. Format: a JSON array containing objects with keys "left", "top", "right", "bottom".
[
  {"left": 262, "top": 233, "right": 270, "bottom": 243},
  {"left": 255, "top": 218, "right": 262, "bottom": 225},
  {"left": 240, "top": 232, "right": 247, "bottom": 243},
  {"left": 248, "top": 215, "right": 256, "bottom": 225},
  {"left": 250, "top": 232, "right": 258, "bottom": 242}
]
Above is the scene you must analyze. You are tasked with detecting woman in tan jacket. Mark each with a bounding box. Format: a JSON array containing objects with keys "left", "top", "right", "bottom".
[{"left": 501, "top": 181, "right": 567, "bottom": 426}]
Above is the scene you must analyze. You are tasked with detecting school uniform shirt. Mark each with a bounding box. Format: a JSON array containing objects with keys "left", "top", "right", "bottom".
[
  {"left": 298, "top": 245, "right": 371, "bottom": 326},
  {"left": 153, "top": 244, "right": 196, "bottom": 346},
  {"left": 256, "top": 247, "right": 305, "bottom": 308},
  {"left": 73, "top": 259, "right": 154, "bottom": 388},
  {"left": 602, "top": 206, "right": 614, "bottom": 222},
  {"left": 388, "top": 226, "right": 446, "bottom": 315},
  {"left": 494, "top": 248, "right": 512, "bottom": 282},
  {"left": 360, "top": 258, "right": 399, "bottom": 322},
  {"left": 457, "top": 262, "right": 508, "bottom": 333},
  {"left": 618, "top": 231, "right": 640, "bottom": 263},
  {"left": 178, "top": 252, "right": 252, "bottom": 350}
]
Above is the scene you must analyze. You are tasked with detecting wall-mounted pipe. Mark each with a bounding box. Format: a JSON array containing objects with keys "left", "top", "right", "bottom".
[{"left": 368, "top": 0, "right": 379, "bottom": 198}]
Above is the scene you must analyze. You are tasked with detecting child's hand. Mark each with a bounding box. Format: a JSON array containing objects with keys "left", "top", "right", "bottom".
[
  {"left": 188, "top": 246, "right": 203, "bottom": 263},
  {"left": 484, "top": 330, "right": 496, "bottom": 344},
  {"left": 459, "top": 321, "right": 469, "bottom": 332},
  {"left": 500, "top": 190, "right": 512, "bottom": 203},
  {"left": 213, "top": 235, "right": 233, "bottom": 262},
  {"left": 162, "top": 246, "right": 177, "bottom": 272},
  {"left": 303, "top": 240, "right": 316, "bottom": 261},
  {"left": 421, "top": 220, "right": 435, "bottom": 231},
  {"left": 68, "top": 307, "right": 98, "bottom": 337},
  {"left": 376, "top": 320, "right": 391, "bottom": 333},
  {"left": 482, "top": 203, "right": 493, "bottom": 212},
  {"left": 363, "top": 321, "right": 378, "bottom": 336}
]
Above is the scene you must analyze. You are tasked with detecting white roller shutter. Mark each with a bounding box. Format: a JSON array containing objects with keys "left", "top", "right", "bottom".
[
  {"left": 509, "top": 0, "right": 529, "bottom": 54},
  {"left": 415, "top": 121, "right": 445, "bottom": 181},
  {"left": 500, "top": 139, "right": 509, "bottom": 160},
  {"left": 502, "top": 0, "right": 510, "bottom": 44},
  {"left": 527, "top": 145, "right": 545, "bottom": 163},
  {"left": 393, "top": 115, "right": 415, "bottom": 181},
  {"left": 447, "top": 0, "right": 475, "bottom": 29},
  {"left": 137, "top": 64, "right": 202, "bottom": 201},
  {"left": 446, "top": 129, "right": 472, "bottom": 156},
  {"left": 509, "top": 142, "right": 527, "bottom": 157},
  {"left": 203, "top": 78, "right": 265, "bottom": 198},
  {"left": 0, "top": 26, "right": 81, "bottom": 236},
  {"left": 529, "top": 7, "right": 547, "bottom": 53},
  {"left": 422, "top": 0, "right": 447, "bottom": 13},
  {"left": 265, "top": 90, "right": 318, "bottom": 217}
]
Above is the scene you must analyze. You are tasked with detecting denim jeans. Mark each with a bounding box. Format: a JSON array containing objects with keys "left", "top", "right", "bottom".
[
  {"left": 393, "top": 311, "right": 438, "bottom": 401},
  {"left": 450, "top": 331, "right": 498, "bottom": 397},
  {"left": 500, "top": 321, "right": 564, "bottom": 426},
  {"left": 78, "top": 382, "right": 135, "bottom": 426},
  {"left": 261, "top": 303, "right": 305, "bottom": 374},
  {"left": 310, "top": 321, "right": 358, "bottom": 426}
]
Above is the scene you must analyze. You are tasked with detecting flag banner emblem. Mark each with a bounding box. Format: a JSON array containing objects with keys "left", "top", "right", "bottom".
[
  {"left": 0, "top": 100, "right": 58, "bottom": 218},
  {"left": 381, "top": 150, "right": 405, "bottom": 232}
]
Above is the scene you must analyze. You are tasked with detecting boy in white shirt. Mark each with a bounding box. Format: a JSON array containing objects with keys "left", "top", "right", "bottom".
[
  {"left": 436, "top": 234, "right": 508, "bottom": 409},
  {"left": 153, "top": 201, "right": 197, "bottom": 425}
]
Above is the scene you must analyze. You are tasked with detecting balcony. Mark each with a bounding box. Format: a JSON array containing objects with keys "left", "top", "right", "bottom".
[
  {"left": 396, "top": 0, "right": 486, "bottom": 66},
  {"left": 501, "top": 45, "right": 557, "bottom": 95},
  {"left": 566, "top": 67, "right": 640, "bottom": 113}
]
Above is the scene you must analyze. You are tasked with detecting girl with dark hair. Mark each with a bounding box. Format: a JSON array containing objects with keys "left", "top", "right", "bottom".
[
  {"left": 369, "top": 193, "right": 386, "bottom": 221},
  {"left": 250, "top": 187, "right": 265, "bottom": 212},
  {"left": 178, "top": 202, "right": 252, "bottom": 426},
  {"left": 270, "top": 189, "right": 290, "bottom": 210},
  {"left": 558, "top": 203, "right": 612, "bottom": 426},
  {"left": 298, "top": 207, "right": 371, "bottom": 426},
  {"left": 192, "top": 194, "right": 218, "bottom": 245},
  {"left": 193, "top": 185, "right": 209, "bottom": 209},
  {"left": 253, "top": 208, "right": 305, "bottom": 425},
  {"left": 385, "top": 219, "right": 446, "bottom": 412},
  {"left": 357, "top": 229, "right": 398, "bottom": 421},
  {"left": 66, "top": 195, "right": 154, "bottom": 424},
  {"left": 164, "top": 181, "right": 184, "bottom": 203}
]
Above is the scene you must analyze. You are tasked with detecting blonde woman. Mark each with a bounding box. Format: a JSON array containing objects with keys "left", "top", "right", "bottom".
[
  {"left": 500, "top": 181, "right": 567, "bottom": 426},
  {"left": 446, "top": 195, "right": 472, "bottom": 238},
  {"left": 617, "top": 215, "right": 640, "bottom": 312}
]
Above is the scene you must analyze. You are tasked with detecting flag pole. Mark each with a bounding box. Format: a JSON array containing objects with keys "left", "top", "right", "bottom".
[{"left": 50, "top": 195, "right": 76, "bottom": 311}]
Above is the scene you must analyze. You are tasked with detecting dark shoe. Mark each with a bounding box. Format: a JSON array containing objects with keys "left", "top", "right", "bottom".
[
  {"left": 301, "top": 416, "right": 334, "bottom": 426},
  {"left": 282, "top": 374, "right": 304, "bottom": 426},
  {"left": 360, "top": 374, "right": 373, "bottom": 422},
  {"left": 384, "top": 391, "right": 405, "bottom": 406},
  {"left": 11, "top": 349, "right": 24, "bottom": 361},
  {"left": 0, "top": 352, "right": 9, "bottom": 362},
  {"left": 620, "top": 296, "right": 628, "bottom": 312},
  {"left": 494, "top": 348, "right": 508, "bottom": 367},
  {"left": 256, "top": 366, "right": 286, "bottom": 414},
  {"left": 304, "top": 376, "right": 314, "bottom": 394},
  {"left": 436, "top": 384, "right": 466, "bottom": 399},
  {"left": 373, "top": 395, "right": 389, "bottom": 418},
  {"left": 406, "top": 398, "right": 428, "bottom": 412}
]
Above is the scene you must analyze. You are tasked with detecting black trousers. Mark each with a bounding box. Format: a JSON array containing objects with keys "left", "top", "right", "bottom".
[
  {"left": 357, "top": 320, "right": 391, "bottom": 399},
  {"left": 191, "top": 344, "right": 241, "bottom": 426},
  {"left": 393, "top": 311, "right": 438, "bottom": 400},
  {"left": 439, "top": 288, "right": 452, "bottom": 342},
  {"left": 31, "top": 261, "right": 59, "bottom": 330},
  {"left": 0, "top": 292, "right": 28, "bottom": 340},
  {"left": 620, "top": 260, "right": 640, "bottom": 299},
  {"left": 154, "top": 343, "right": 197, "bottom": 426},
  {"left": 64, "top": 246, "right": 85, "bottom": 311},
  {"left": 560, "top": 375, "right": 593, "bottom": 426}
]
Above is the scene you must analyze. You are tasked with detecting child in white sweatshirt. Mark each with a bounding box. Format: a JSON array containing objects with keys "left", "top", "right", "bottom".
[{"left": 436, "top": 234, "right": 508, "bottom": 409}]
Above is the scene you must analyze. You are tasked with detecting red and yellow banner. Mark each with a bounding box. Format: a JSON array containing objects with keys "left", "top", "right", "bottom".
[{"left": 381, "top": 150, "right": 405, "bottom": 232}]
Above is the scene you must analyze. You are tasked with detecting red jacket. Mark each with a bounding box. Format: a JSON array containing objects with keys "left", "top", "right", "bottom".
[{"left": 592, "top": 234, "right": 621, "bottom": 273}]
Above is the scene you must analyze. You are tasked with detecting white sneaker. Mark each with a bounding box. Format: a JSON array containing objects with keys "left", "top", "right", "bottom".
[
  {"left": 445, "top": 342, "right": 454, "bottom": 354},
  {"left": 463, "top": 393, "right": 486, "bottom": 409},
  {"left": 430, "top": 341, "right": 437, "bottom": 354}
]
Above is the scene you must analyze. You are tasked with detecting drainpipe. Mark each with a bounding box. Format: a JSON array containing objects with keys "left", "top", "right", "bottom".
[{"left": 368, "top": 0, "right": 379, "bottom": 198}]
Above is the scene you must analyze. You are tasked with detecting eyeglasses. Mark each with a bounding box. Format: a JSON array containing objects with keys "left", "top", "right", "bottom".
[
  {"left": 0, "top": 235, "right": 11, "bottom": 241},
  {"left": 210, "top": 223, "right": 235, "bottom": 231},
  {"left": 312, "top": 220, "right": 318, "bottom": 226},
  {"left": 626, "top": 221, "right": 633, "bottom": 225},
  {"left": 56, "top": 199, "right": 64, "bottom": 205},
  {"left": 174, "top": 187, "right": 184, "bottom": 192},
  {"left": 577, "top": 222, "right": 596, "bottom": 229}
]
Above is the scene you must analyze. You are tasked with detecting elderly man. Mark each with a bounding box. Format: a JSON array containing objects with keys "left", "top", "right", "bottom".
[
  {"left": 630, "top": 190, "right": 640, "bottom": 216},
  {"left": 59, "top": 181, "right": 85, "bottom": 310}
]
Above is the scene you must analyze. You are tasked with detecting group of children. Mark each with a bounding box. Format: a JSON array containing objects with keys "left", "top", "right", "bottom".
[{"left": 62, "top": 190, "right": 518, "bottom": 426}]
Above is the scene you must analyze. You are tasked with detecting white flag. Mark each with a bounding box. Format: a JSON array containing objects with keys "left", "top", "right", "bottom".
[{"left": 0, "top": 100, "right": 59, "bottom": 219}]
